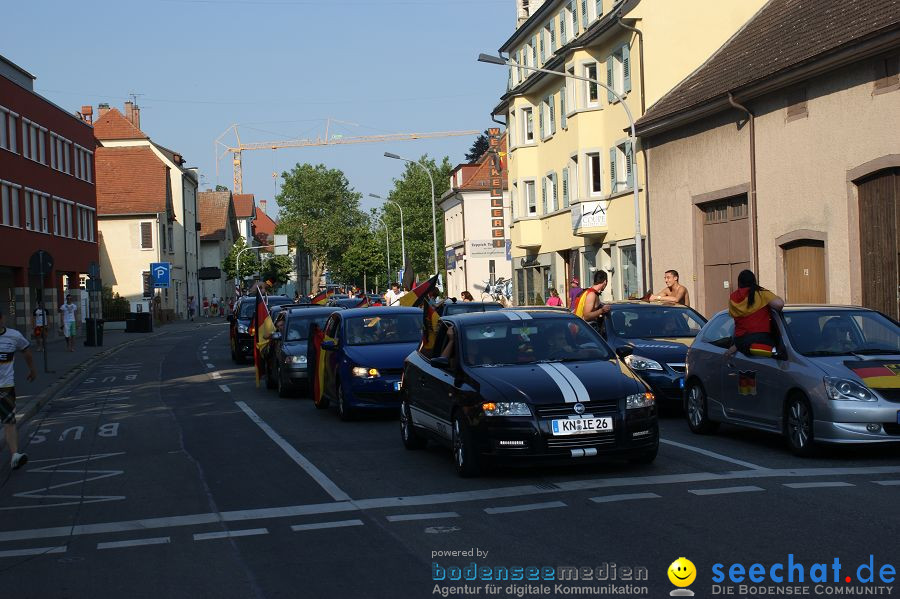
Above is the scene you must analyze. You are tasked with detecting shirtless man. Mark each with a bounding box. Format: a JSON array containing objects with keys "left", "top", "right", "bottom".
[
  {"left": 580, "top": 270, "right": 612, "bottom": 328},
  {"left": 651, "top": 270, "right": 690, "bottom": 306}
]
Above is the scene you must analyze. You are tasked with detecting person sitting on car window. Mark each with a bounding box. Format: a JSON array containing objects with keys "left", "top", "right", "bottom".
[{"left": 725, "top": 269, "right": 784, "bottom": 358}]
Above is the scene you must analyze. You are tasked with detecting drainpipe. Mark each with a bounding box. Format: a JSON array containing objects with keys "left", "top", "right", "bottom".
[{"left": 727, "top": 92, "right": 759, "bottom": 273}]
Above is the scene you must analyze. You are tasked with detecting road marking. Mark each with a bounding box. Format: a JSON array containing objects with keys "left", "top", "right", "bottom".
[
  {"left": 485, "top": 501, "right": 567, "bottom": 514},
  {"left": 660, "top": 439, "right": 766, "bottom": 470},
  {"left": 386, "top": 512, "right": 460, "bottom": 522},
  {"left": 211, "top": 372, "right": 221, "bottom": 379},
  {"left": 2, "top": 465, "right": 899, "bottom": 544},
  {"left": 589, "top": 493, "right": 661, "bottom": 503},
  {"left": 219, "top": 385, "right": 231, "bottom": 393},
  {"left": 0, "top": 453, "right": 126, "bottom": 511},
  {"left": 688, "top": 485, "right": 765, "bottom": 496},
  {"left": 0, "top": 546, "right": 66, "bottom": 558},
  {"left": 206, "top": 363, "right": 215, "bottom": 369},
  {"left": 97, "top": 537, "right": 170, "bottom": 550},
  {"left": 234, "top": 401, "right": 351, "bottom": 502},
  {"left": 194, "top": 528, "right": 268, "bottom": 541},
  {"left": 873, "top": 480, "right": 900, "bottom": 486},
  {"left": 291, "top": 519, "right": 364, "bottom": 532},
  {"left": 783, "top": 482, "right": 855, "bottom": 489}
]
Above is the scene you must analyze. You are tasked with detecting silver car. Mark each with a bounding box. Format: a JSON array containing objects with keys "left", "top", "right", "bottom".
[{"left": 685, "top": 305, "right": 900, "bottom": 455}]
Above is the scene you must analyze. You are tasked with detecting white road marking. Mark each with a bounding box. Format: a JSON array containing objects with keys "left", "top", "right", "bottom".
[
  {"left": 0, "top": 546, "right": 66, "bottom": 558},
  {"left": 873, "top": 480, "right": 900, "bottom": 486},
  {"left": 291, "top": 520, "right": 364, "bottom": 531},
  {"left": 234, "top": 401, "right": 351, "bottom": 502},
  {"left": 97, "top": 537, "right": 170, "bottom": 550},
  {"left": 206, "top": 363, "right": 215, "bottom": 369},
  {"left": 783, "top": 482, "right": 855, "bottom": 489},
  {"left": 194, "top": 528, "right": 268, "bottom": 541},
  {"left": 386, "top": 512, "right": 460, "bottom": 522},
  {"left": 0, "top": 453, "right": 125, "bottom": 511},
  {"left": 210, "top": 372, "right": 221, "bottom": 379},
  {"left": 536, "top": 364, "right": 576, "bottom": 403},
  {"left": 660, "top": 438, "right": 766, "bottom": 470},
  {"left": 219, "top": 385, "right": 231, "bottom": 393},
  {"left": 3, "top": 465, "right": 899, "bottom": 544},
  {"left": 485, "top": 501, "right": 567, "bottom": 514},
  {"left": 688, "top": 485, "right": 765, "bottom": 496},
  {"left": 589, "top": 493, "right": 661, "bottom": 503}
]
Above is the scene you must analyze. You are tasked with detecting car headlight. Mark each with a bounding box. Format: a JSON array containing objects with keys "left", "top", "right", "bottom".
[
  {"left": 237, "top": 324, "right": 249, "bottom": 334},
  {"left": 286, "top": 355, "right": 307, "bottom": 365},
  {"left": 624, "top": 355, "right": 663, "bottom": 371},
  {"left": 352, "top": 367, "right": 380, "bottom": 378},
  {"left": 626, "top": 392, "right": 655, "bottom": 409},
  {"left": 482, "top": 402, "right": 532, "bottom": 417},
  {"left": 824, "top": 377, "right": 876, "bottom": 402}
]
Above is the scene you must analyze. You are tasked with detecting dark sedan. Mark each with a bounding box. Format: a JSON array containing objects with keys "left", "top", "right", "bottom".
[
  {"left": 228, "top": 294, "right": 294, "bottom": 363},
  {"left": 266, "top": 306, "right": 342, "bottom": 397},
  {"left": 599, "top": 302, "right": 707, "bottom": 405},
  {"left": 401, "top": 310, "right": 658, "bottom": 477}
]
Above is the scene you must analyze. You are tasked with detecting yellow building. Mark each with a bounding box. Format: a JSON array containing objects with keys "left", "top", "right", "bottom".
[{"left": 493, "top": 0, "right": 767, "bottom": 305}]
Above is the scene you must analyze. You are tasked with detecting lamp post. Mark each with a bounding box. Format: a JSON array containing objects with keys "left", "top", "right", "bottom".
[
  {"left": 370, "top": 193, "right": 405, "bottom": 272},
  {"left": 375, "top": 216, "right": 390, "bottom": 285},
  {"left": 384, "top": 152, "right": 438, "bottom": 274},
  {"left": 234, "top": 242, "right": 288, "bottom": 291},
  {"left": 477, "top": 53, "right": 645, "bottom": 296}
]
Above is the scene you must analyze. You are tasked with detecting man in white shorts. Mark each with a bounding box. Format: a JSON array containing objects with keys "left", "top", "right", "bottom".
[
  {"left": 0, "top": 309, "right": 37, "bottom": 469},
  {"left": 59, "top": 294, "right": 78, "bottom": 352}
]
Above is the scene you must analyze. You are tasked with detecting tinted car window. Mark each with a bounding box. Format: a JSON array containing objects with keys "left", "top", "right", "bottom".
[
  {"left": 783, "top": 310, "right": 900, "bottom": 356},
  {"left": 610, "top": 306, "right": 705, "bottom": 338},
  {"left": 345, "top": 314, "right": 422, "bottom": 346},
  {"left": 699, "top": 313, "right": 734, "bottom": 348},
  {"left": 443, "top": 303, "right": 502, "bottom": 316},
  {"left": 286, "top": 314, "right": 332, "bottom": 342},
  {"left": 460, "top": 318, "right": 612, "bottom": 366},
  {"left": 238, "top": 297, "right": 293, "bottom": 319},
  {"left": 239, "top": 300, "right": 256, "bottom": 319}
]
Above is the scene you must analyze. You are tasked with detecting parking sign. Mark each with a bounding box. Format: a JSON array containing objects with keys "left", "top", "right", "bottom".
[{"left": 150, "top": 262, "right": 171, "bottom": 288}]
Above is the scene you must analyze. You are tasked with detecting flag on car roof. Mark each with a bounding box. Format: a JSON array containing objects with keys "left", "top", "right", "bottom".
[
  {"left": 398, "top": 274, "right": 439, "bottom": 308},
  {"left": 252, "top": 287, "right": 275, "bottom": 387},
  {"left": 310, "top": 289, "right": 335, "bottom": 305}
]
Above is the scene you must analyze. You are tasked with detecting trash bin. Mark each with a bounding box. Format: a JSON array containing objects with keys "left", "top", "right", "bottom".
[{"left": 84, "top": 318, "right": 104, "bottom": 346}]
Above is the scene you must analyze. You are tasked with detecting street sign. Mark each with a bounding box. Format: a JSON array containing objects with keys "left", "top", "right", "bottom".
[
  {"left": 88, "top": 261, "right": 100, "bottom": 279},
  {"left": 150, "top": 262, "right": 171, "bottom": 288},
  {"left": 86, "top": 278, "right": 102, "bottom": 292},
  {"left": 28, "top": 250, "right": 54, "bottom": 278},
  {"left": 274, "top": 234, "right": 288, "bottom": 256}
]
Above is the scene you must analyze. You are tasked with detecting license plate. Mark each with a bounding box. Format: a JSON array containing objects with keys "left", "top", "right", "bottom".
[
  {"left": 551, "top": 417, "right": 613, "bottom": 436},
  {"left": 394, "top": 381, "right": 402, "bottom": 392}
]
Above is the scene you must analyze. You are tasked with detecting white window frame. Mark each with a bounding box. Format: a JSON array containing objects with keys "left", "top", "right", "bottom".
[
  {"left": 562, "top": 4, "right": 574, "bottom": 44},
  {"left": 583, "top": 61, "right": 601, "bottom": 109},
  {"left": 522, "top": 107, "right": 535, "bottom": 143},
  {"left": 544, "top": 172, "right": 557, "bottom": 213},
  {"left": 0, "top": 108, "right": 19, "bottom": 153},
  {"left": 586, "top": 151, "right": 603, "bottom": 197},
  {"left": 511, "top": 182, "right": 518, "bottom": 219},
  {"left": 524, "top": 180, "right": 537, "bottom": 215},
  {"left": 508, "top": 111, "right": 517, "bottom": 149},
  {"left": 567, "top": 155, "right": 579, "bottom": 204},
  {"left": 565, "top": 64, "right": 577, "bottom": 114}
]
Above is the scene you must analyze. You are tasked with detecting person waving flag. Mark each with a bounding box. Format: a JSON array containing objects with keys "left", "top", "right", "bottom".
[
  {"left": 398, "top": 274, "right": 439, "bottom": 308},
  {"left": 252, "top": 286, "right": 275, "bottom": 387}
]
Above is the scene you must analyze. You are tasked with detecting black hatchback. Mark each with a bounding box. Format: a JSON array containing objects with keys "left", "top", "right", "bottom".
[
  {"left": 400, "top": 310, "right": 658, "bottom": 477},
  {"left": 228, "top": 294, "right": 295, "bottom": 363}
]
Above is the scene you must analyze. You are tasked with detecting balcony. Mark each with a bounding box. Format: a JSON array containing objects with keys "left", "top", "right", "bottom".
[
  {"left": 571, "top": 200, "right": 609, "bottom": 236},
  {"left": 511, "top": 218, "right": 542, "bottom": 249}
]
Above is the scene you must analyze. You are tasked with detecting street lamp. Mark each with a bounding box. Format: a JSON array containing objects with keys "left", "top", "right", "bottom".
[
  {"left": 374, "top": 215, "right": 391, "bottom": 285},
  {"left": 477, "top": 53, "right": 645, "bottom": 296},
  {"left": 370, "top": 193, "right": 406, "bottom": 272},
  {"left": 384, "top": 152, "right": 439, "bottom": 274},
  {"left": 234, "top": 242, "right": 288, "bottom": 291}
]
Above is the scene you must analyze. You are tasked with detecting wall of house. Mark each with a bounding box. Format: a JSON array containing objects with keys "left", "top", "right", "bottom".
[{"left": 98, "top": 214, "right": 161, "bottom": 305}]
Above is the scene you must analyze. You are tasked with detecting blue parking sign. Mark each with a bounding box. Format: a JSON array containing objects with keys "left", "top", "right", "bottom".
[{"left": 150, "top": 262, "right": 171, "bottom": 288}]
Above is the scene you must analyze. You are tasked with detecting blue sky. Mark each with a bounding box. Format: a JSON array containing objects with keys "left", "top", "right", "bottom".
[{"left": 4, "top": 0, "right": 511, "bottom": 214}]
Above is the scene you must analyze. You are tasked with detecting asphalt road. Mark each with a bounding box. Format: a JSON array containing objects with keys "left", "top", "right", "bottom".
[{"left": 1, "top": 323, "right": 898, "bottom": 599}]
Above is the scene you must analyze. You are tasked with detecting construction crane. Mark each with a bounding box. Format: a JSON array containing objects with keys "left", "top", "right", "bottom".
[{"left": 215, "top": 120, "right": 481, "bottom": 193}]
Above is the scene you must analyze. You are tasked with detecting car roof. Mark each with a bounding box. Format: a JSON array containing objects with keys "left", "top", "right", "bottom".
[
  {"left": 706, "top": 305, "right": 879, "bottom": 319},
  {"left": 340, "top": 306, "right": 422, "bottom": 316},
  {"left": 285, "top": 306, "right": 340, "bottom": 315},
  {"left": 444, "top": 309, "right": 575, "bottom": 326},
  {"left": 505, "top": 305, "right": 570, "bottom": 312},
  {"left": 609, "top": 300, "right": 695, "bottom": 308}
]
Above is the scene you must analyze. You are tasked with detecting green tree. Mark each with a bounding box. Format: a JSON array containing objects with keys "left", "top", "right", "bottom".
[
  {"left": 222, "top": 236, "right": 260, "bottom": 283},
  {"left": 330, "top": 221, "right": 387, "bottom": 290},
  {"left": 261, "top": 254, "right": 293, "bottom": 289},
  {"left": 276, "top": 163, "right": 364, "bottom": 288},
  {"left": 464, "top": 130, "right": 490, "bottom": 162},
  {"left": 215, "top": 184, "right": 230, "bottom": 192}
]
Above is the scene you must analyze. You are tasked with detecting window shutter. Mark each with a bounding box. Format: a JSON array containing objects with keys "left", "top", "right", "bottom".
[
  {"left": 560, "top": 11, "right": 566, "bottom": 43},
  {"left": 570, "top": 1, "right": 577, "bottom": 33},
  {"left": 540, "top": 32, "right": 546, "bottom": 63},
  {"left": 562, "top": 167, "right": 569, "bottom": 207},
  {"left": 624, "top": 142, "right": 634, "bottom": 188},
  {"left": 551, "top": 173, "right": 559, "bottom": 210},
  {"left": 550, "top": 21, "right": 557, "bottom": 52},
  {"left": 581, "top": 0, "right": 588, "bottom": 29},
  {"left": 596, "top": 0, "right": 603, "bottom": 18},
  {"left": 560, "top": 93, "right": 567, "bottom": 128},
  {"left": 531, "top": 35, "right": 537, "bottom": 66},
  {"left": 622, "top": 44, "right": 631, "bottom": 93},
  {"left": 549, "top": 95, "right": 556, "bottom": 134},
  {"left": 607, "top": 56, "right": 615, "bottom": 102},
  {"left": 542, "top": 178, "right": 548, "bottom": 214},
  {"left": 609, "top": 148, "right": 617, "bottom": 192},
  {"left": 141, "top": 222, "right": 153, "bottom": 249},
  {"left": 539, "top": 102, "right": 545, "bottom": 138}
]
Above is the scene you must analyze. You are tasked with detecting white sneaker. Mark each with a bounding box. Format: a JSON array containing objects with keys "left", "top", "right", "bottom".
[{"left": 10, "top": 453, "right": 28, "bottom": 470}]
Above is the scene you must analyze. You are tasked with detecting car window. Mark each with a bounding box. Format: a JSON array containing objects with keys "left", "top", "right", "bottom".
[
  {"left": 324, "top": 315, "right": 340, "bottom": 338},
  {"left": 609, "top": 307, "right": 706, "bottom": 338},
  {"left": 239, "top": 300, "right": 256, "bottom": 319},
  {"left": 461, "top": 318, "right": 612, "bottom": 366},
  {"left": 699, "top": 314, "right": 734, "bottom": 348},
  {"left": 345, "top": 313, "right": 423, "bottom": 346},
  {"left": 783, "top": 310, "right": 900, "bottom": 356},
  {"left": 286, "top": 315, "right": 331, "bottom": 342}
]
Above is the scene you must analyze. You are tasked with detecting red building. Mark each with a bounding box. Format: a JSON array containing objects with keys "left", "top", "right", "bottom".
[{"left": 0, "top": 55, "right": 98, "bottom": 333}]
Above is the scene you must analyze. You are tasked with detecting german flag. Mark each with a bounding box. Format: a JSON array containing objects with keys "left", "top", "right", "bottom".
[
  {"left": 398, "top": 274, "right": 439, "bottom": 308},
  {"left": 354, "top": 295, "right": 370, "bottom": 308},
  {"left": 846, "top": 362, "right": 900, "bottom": 389},
  {"left": 738, "top": 370, "right": 757, "bottom": 395},
  {"left": 572, "top": 288, "right": 597, "bottom": 319},
  {"left": 308, "top": 323, "right": 330, "bottom": 406},
  {"left": 421, "top": 301, "right": 440, "bottom": 353},
  {"left": 310, "top": 289, "right": 335, "bottom": 305},
  {"left": 252, "top": 287, "right": 275, "bottom": 387},
  {"left": 748, "top": 342, "right": 774, "bottom": 358}
]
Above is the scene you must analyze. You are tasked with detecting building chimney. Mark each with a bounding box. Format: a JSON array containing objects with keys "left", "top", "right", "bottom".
[
  {"left": 124, "top": 101, "right": 134, "bottom": 125},
  {"left": 98, "top": 103, "right": 110, "bottom": 117},
  {"left": 259, "top": 199, "right": 267, "bottom": 214},
  {"left": 80, "top": 105, "right": 93, "bottom": 124},
  {"left": 132, "top": 105, "right": 141, "bottom": 130}
]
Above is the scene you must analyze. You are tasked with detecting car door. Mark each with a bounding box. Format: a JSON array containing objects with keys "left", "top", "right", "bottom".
[
  {"left": 417, "top": 323, "right": 458, "bottom": 439},
  {"left": 322, "top": 314, "right": 341, "bottom": 398},
  {"left": 694, "top": 313, "right": 734, "bottom": 410}
]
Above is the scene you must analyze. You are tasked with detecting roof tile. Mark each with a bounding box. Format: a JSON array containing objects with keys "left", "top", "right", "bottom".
[
  {"left": 95, "top": 146, "right": 168, "bottom": 215},
  {"left": 93, "top": 107, "right": 148, "bottom": 141}
]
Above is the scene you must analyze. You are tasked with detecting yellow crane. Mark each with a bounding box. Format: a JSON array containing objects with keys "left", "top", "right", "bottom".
[{"left": 215, "top": 120, "right": 481, "bottom": 193}]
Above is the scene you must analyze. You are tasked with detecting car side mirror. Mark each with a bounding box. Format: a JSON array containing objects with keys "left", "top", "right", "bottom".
[
  {"left": 321, "top": 340, "right": 336, "bottom": 351},
  {"left": 271, "top": 332, "right": 282, "bottom": 340},
  {"left": 430, "top": 356, "right": 450, "bottom": 369},
  {"left": 615, "top": 346, "right": 633, "bottom": 359}
]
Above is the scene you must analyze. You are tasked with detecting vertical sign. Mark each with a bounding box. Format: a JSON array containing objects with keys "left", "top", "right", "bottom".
[{"left": 487, "top": 127, "right": 505, "bottom": 249}]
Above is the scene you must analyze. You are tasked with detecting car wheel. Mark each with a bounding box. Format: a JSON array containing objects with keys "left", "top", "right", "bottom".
[
  {"left": 452, "top": 413, "right": 480, "bottom": 478},
  {"left": 337, "top": 381, "right": 354, "bottom": 421},
  {"left": 785, "top": 394, "right": 816, "bottom": 457},
  {"left": 265, "top": 358, "right": 277, "bottom": 390},
  {"left": 400, "top": 398, "right": 426, "bottom": 450},
  {"left": 685, "top": 381, "right": 720, "bottom": 434}
]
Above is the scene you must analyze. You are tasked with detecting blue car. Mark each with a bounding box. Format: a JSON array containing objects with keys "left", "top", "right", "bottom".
[{"left": 316, "top": 307, "right": 423, "bottom": 420}]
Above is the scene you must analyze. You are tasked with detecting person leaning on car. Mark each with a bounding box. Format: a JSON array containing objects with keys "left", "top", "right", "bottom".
[{"left": 725, "top": 269, "right": 784, "bottom": 358}]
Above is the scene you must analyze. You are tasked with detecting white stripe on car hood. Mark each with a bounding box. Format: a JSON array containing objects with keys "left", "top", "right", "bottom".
[
  {"left": 537, "top": 363, "right": 577, "bottom": 403},
  {"left": 548, "top": 362, "right": 591, "bottom": 403}
]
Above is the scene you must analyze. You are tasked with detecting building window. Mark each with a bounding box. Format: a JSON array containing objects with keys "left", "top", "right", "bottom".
[
  {"left": 609, "top": 142, "right": 633, "bottom": 193},
  {"left": 548, "top": 20, "right": 556, "bottom": 54},
  {"left": 580, "top": 0, "right": 588, "bottom": 29},
  {"left": 0, "top": 107, "right": 19, "bottom": 153},
  {"left": 566, "top": 65, "right": 577, "bottom": 112},
  {"left": 76, "top": 206, "right": 95, "bottom": 242},
  {"left": 525, "top": 180, "right": 537, "bottom": 215},
  {"left": 607, "top": 44, "right": 632, "bottom": 101},
  {"left": 587, "top": 152, "right": 603, "bottom": 196},
  {"left": 568, "top": 156, "right": 579, "bottom": 204},
  {"left": 584, "top": 63, "right": 600, "bottom": 107},
  {"left": 1, "top": 182, "right": 21, "bottom": 228},
  {"left": 21, "top": 119, "right": 47, "bottom": 164},
  {"left": 523, "top": 107, "right": 534, "bottom": 143},
  {"left": 140, "top": 222, "right": 153, "bottom": 249},
  {"left": 508, "top": 112, "right": 516, "bottom": 148},
  {"left": 72, "top": 145, "right": 94, "bottom": 182},
  {"left": 23, "top": 190, "right": 49, "bottom": 232},
  {"left": 560, "top": 6, "right": 569, "bottom": 44},
  {"left": 543, "top": 173, "right": 558, "bottom": 214},
  {"left": 511, "top": 182, "right": 518, "bottom": 219},
  {"left": 541, "top": 96, "right": 556, "bottom": 139},
  {"left": 540, "top": 25, "right": 547, "bottom": 63},
  {"left": 167, "top": 223, "right": 175, "bottom": 253}
]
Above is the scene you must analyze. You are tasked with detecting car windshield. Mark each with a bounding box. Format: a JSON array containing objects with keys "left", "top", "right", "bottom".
[
  {"left": 443, "top": 303, "right": 502, "bottom": 316},
  {"left": 783, "top": 310, "right": 900, "bottom": 356},
  {"left": 238, "top": 297, "right": 292, "bottom": 319},
  {"left": 609, "top": 306, "right": 706, "bottom": 339},
  {"left": 345, "top": 313, "right": 422, "bottom": 346},
  {"left": 285, "top": 315, "right": 331, "bottom": 342},
  {"left": 461, "top": 318, "right": 613, "bottom": 367}
]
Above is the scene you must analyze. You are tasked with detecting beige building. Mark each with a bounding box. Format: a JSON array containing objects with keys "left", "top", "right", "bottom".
[
  {"left": 494, "top": 0, "right": 767, "bottom": 305},
  {"left": 635, "top": 0, "right": 900, "bottom": 318},
  {"left": 197, "top": 190, "right": 239, "bottom": 302}
]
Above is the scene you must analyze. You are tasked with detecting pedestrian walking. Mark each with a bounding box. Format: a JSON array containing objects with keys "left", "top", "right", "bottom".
[
  {"left": 651, "top": 270, "right": 691, "bottom": 306},
  {"left": 211, "top": 294, "right": 219, "bottom": 317},
  {"left": 32, "top": 302, "right": 47, "bottom": 352},
  {"left": 568, "top": 277, "right": 582, "bottom": 309},
  {"left": 58, "top": 294, "right": 78, "bottom": 352},
  {"left": 0, "top": 308, "right": 36, "bottom": 470},
  {"left": 202, "top": 297, "right": 210, "bottom": 318},
  {"left": 726, "top": 270, "right": 784, "bottom": 358},
  {"left": 546, "top": 288, "right": 563, "bottom": 307},
  {"left": 188, "top": 296, "right": 197, "bottom": 322}
]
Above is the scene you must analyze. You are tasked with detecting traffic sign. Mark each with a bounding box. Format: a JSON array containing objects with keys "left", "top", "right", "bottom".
[
  {"left": 274, "top": 234, "right": 288, "bottom": 256},
  {"left": 28, "top": 250, "right": 54, "bottom": 278},
  {"left": 150, "top": 262, "right": 171, "bottom": 288},
  {"left": 88, "top": 261, "right": 100, "bottom": 278}
]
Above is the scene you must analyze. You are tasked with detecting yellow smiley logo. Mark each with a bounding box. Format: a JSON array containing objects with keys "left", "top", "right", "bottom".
[{"left": 668, "top": 557, "right": 697, "bottom": 587}]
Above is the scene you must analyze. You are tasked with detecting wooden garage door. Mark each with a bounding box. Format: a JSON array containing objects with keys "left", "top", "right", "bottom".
[
  {"left": 858, "top": 168, "right": 899, "bottom": 319},
  {"left": 702, "top": 195, "right": 750, "bottom": 313},
  {"left": 784, "top": 241, "right": 826, "bottom": 304}
]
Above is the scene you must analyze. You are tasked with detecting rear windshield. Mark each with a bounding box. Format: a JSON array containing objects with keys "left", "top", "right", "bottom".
[
  {"left": 443, "top": 303, "right": 502, "bottom": 316},
  {"left": 783, "top": 310, "right": 900, "bottom": 356},
  {"left": 238, "top": 297, "right": 293, "bottom": 319},
  {"left": 345, "top": 313, "right": 423, "bottom": 346},
  {"left": 460, "top": 318, "right": 612, "bottom": 366},
  {"left": 609, "top": 306, "right": 706, "bottom": 339},
  {"left": 285, "top": 315, "right": 332, "bottom": 342}
]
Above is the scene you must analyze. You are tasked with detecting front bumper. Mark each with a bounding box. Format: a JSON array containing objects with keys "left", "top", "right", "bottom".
[
  {"left": 348, "top": 376, "right": 403, "bottom": 410},
  {"left": 638, "top": 371, "right": 685, "bottom": 404},
  {"left": 235, "top": 334, "right": 253, "bottom": 357},
  {"left": 283, "top": 364, "right": 309, "bottom": 384},
  {"left": 813, "top": 401, "right": 900, "bottom": 443}
]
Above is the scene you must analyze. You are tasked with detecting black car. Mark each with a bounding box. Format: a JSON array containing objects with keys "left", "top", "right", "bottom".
[
  {"left": 228, "top": 294, "right": 295, "bottom": 363},
  {"left": 266, "top": 306, "right": 342, "bottom": 397},
  {"left": 328, "top": 297, "right": 366, "bottom": 309},
  {"left": 401, "top": 310, "right": 658, "bottom": 477},
  {"left": 437, "top": 300, "right": 502, "bottom": 316},
  {"left": 598, "top": 302, "right": 707, "bottom": 405}
]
